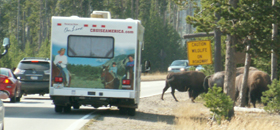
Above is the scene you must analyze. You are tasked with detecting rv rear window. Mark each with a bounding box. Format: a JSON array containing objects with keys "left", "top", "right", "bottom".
[{"left": 67, "top": 35, "right": 114, "bottom": 58}]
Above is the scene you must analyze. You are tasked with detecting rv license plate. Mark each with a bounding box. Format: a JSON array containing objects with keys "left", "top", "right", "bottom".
[{"left": 31, "top": 76, "right": 38, "bottom": 80}]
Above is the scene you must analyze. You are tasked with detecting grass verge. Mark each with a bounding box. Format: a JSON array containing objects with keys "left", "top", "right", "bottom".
[
  {"left": 80, "top": 115, "right": 101, "bottom": 130},
  {"left": 175, "top": 102, "right": 280, "bottom": 130}
]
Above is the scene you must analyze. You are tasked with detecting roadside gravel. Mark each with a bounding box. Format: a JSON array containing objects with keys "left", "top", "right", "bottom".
[{"left": 80, "top": 91, "right": 195, "bottom": 130}]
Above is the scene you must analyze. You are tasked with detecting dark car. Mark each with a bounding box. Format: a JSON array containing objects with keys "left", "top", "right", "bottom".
[
  {"left": 167, "top": 60, "right": 191, "bottom": 73},
  {"left": 14, "top": 57, "right": 50, "bottom": 96},
  {"left": 0, "top": 68, "right": 21, "bottom": 102}
]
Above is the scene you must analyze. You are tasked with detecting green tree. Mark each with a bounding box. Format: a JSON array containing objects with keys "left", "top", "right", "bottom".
[
  {"left": 0, "top": 0, "right": 191, "bottom": 72},
  {"left": 185, "top": 0, "right": 279, "bottom": 59},
  {"left": 262, "top": 79, "right": 280, "bottom": 114},
  {"left": 141, "top": 0, "right": 186, "bottom": 72},
  {"left": 37, "top": 38, "right": 50, "bottom": 58},
  {"left": 202, "top": 85, "right": 234, "bottom": 124},
  {"left": 8, "top": 34, "right": 24, "bottom": 68},
  {"left": 24, "top": 41, "right": 34, "bottom": 57}
]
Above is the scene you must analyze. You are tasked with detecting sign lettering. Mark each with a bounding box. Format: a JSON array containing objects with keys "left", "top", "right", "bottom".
[{"left": 187, "top": 40, "right": 212, "bottom": 66}]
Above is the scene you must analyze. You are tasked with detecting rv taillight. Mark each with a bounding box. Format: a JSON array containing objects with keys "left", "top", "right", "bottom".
[
  {"left": 54, "top": 77, "right": 63, "bottom": 83},
  {"left": 122, "top": 79, "right": 131, "bottom": 85}
]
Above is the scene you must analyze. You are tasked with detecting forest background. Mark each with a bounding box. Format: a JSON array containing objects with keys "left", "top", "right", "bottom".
[{"left": 0, "top": 0, "right": 278, "bottom": 75}]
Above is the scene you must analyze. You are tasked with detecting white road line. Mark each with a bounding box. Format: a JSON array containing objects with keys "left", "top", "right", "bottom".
[{"left": 65, "top": 112, "right": 95, "bottom": 130}]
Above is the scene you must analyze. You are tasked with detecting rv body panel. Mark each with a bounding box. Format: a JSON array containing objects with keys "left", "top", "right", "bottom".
[{"left": 50, "top": 14, "right": 144, "bottom": 114}]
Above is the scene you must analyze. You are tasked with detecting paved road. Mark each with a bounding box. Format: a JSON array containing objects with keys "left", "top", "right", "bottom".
[
  {"left": 3, "top": 80, "right": 166, "bottom": 130},
  {"left": 3, "top": 80, "right": 262, "bottom": 130},
  {"left": 140, "top": 80, "right": 167, "bottom": 98},
  {"left": 3, "top": 95, "right": 96, "bottom": 130}
]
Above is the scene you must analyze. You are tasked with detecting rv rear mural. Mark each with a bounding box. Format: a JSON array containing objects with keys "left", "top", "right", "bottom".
[{"left": 51, "top": 41, "right": 135, "bottom": 89}]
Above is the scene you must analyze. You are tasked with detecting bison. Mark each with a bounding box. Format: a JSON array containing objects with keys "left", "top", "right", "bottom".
[
  {"left": 203, "top": 67, "right": 258, "bottom": 92},
  {"left": 161, "top": 71, "right": 206, "bottom": 102},
  {"left": 235, "top": 70, "right": 271, "bottom": 108}
]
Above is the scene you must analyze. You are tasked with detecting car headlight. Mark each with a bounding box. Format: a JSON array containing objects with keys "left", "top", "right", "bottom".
[
  {"left": 180, "top": 68, "right": 185, "bottom": 71},
  {"left": 168, "top": 67, "right": 172, "bottom": 71},
  {"left": 195, "top": 68, "right": 199, "bottom": 71}
]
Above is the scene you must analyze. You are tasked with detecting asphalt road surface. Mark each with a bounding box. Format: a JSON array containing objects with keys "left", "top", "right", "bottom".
[{"left": 3, "top": 80, "right": 167, "bottom": 130}]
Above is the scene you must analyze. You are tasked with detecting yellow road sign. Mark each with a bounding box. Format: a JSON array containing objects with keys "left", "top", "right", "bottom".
[{"left": 187, "top": 40, "right": 213, "bottom": 66}]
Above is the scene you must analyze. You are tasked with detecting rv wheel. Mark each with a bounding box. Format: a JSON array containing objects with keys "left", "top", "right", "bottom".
[
  {"left": 73, "top": 104, "right": 80, "bottom": 109},
  {"left": 64, "top": 105, "right": 71, "bottom": 113},
  {"left": 55, "top": 105, "right": 63, "bottom": 113},
  {"left": 118, "top": 107, "right": 127, "bottom": 115},
  {"left": 127, "top": 108, "right": 136, "bottom": 116}
]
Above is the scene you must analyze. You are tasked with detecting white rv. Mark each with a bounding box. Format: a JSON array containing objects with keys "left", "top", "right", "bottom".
[{"left": 50, "top": 11, "right": 148, "bottom": 116}]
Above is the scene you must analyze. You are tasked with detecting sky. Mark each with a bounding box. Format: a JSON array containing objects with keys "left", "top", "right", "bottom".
[{"left": 52, "top": 43, "right": 135, "bottom": 66}]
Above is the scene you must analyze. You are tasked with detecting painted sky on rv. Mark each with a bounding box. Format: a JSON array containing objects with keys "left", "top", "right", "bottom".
[{"left": 52, "top": 44, "right": 135, "bottom": 66}]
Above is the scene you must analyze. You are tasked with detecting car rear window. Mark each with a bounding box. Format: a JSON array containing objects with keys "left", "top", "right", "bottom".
[
  {"left": 171, "top": 61, "right": 188, "bottom": 66},
  {"left": 0, "top": 69, "right": 10, "bottom": 76},
  {"left": 18, "top": 61, "right": 50, "bottom": 70}
]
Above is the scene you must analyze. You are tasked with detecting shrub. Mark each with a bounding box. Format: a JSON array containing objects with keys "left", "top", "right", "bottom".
[
  {"left": 189, "top": 66, "right": 196, "bottom": 71},
  {"left": 202, "top": 84, "right": 234, "bottom": 124},
  {"left": 262, "top": 79, "right": 280, "bottom": 114}
]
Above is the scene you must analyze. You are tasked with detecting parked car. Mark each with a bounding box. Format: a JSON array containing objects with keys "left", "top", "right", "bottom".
[
  {"left": 14, "top": 57, "right": 50, "bottom": 96},
  {"left": 195, "top": 65, "right": 205, "bottom": 71},
  {"left": 167, "top": 60, "right": 191, "bottom": 73},
  {"left": 0, "top": 68, "right": 21, "bottom": 102}
]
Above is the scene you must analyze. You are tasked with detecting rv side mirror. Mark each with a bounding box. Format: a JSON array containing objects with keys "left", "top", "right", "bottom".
[
  {"left": 0, "top": 37, "right": 10, "bottom": 59},
  {"left": 3, "top": 38, "right": 10, "bottom": 48},
  {"left": 144, "top": 60, "right": 151, "bottom": 72}
]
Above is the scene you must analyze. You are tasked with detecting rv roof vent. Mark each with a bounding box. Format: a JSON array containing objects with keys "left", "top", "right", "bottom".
[
  {"left": 126, "top": 18, "right": 133, "bottom": 20},
  {"left": 90, "top": 11, "right": 111, "bottom": 19}
]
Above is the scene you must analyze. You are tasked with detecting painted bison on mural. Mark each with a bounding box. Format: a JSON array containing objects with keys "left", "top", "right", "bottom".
[
  {"left": 161, "top": 71, "right": 206, "bottom": 102},
  {"left": 203, "top": 67, "right": 258, "bottom": 92},
  {"left": 235, "top": 70, "right": 271, "bottom": 108}
]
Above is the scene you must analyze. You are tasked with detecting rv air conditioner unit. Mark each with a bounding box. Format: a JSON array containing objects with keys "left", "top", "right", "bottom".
[{"left": 90, "top": 11, "right": 111, "bottom": 19}]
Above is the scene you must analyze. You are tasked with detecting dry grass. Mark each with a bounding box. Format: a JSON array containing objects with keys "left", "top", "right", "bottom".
[
  {"left": 145, "top": 72, "right": 280, "bottom": 130},
  {"left": 80, "top": 115, "right": 100, "bottom": 130},
  {"left": 141, "top": 71, "right": 167, "bottom": 81},
  {"left": 174, "top": 102, "right": 280, "bottom": 130}
]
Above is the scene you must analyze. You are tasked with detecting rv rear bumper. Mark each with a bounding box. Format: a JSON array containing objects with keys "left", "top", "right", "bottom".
[{"left": 50, "top": 95, "right": 138, "bottom": 108}]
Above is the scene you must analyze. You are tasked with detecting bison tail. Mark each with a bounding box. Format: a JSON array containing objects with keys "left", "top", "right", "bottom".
[{"left": 203, "top": 75, "right": 211, "bottom": 92}]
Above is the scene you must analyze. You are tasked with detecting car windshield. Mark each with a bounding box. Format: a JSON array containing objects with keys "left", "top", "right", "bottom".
[
  {"left": 171, "top": 61, "right": 187, "bottom": 66},
  {"left": 18, "top": 62, "right": 50, "bottom": 70}
]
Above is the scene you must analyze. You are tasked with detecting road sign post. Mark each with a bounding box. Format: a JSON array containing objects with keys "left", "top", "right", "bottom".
[{"left": 187, "top": 40, "right": 213, "bottom": 66}]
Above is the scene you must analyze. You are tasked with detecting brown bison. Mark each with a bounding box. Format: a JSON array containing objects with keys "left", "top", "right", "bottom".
[
  {"left": 235, "top": 70, "right": 271, "bottom": 108},
  {"left": 161, "top": 71, "right": 206, "bottom": 102},
  {"left": 203, "top": 67, "right": 258, "bottom": 92}
]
